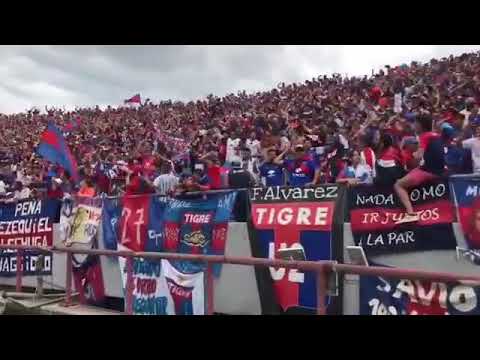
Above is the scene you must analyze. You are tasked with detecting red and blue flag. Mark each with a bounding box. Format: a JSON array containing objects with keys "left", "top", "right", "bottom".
[
  {"left": 37, "top": 122, "right": 79, "bottom": 183},
  {"left": 124, "top": 94, "right": 141, "bottom": 104}
]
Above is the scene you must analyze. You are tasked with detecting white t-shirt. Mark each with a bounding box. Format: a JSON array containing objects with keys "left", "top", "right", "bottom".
[
  {"left": 0, "top": 180, "right": 5, "bottom": 194},
  {"left": 226, "top": 138, "right": 240, "bottom": 163},
  {"left": 245, "top": 139, "right": 260, "bottom": 157},
  {"left": 153, "top": 173, "right": 179, "bottom": 196},
  {"left": 462, "top": 137, "right": 480, "bottom": 173},
  {"left": 14, "top": 187, "right": 31, "bottom": 200},
  {"left": 346, "top": 164, "right": 373, "bottom": 184}
]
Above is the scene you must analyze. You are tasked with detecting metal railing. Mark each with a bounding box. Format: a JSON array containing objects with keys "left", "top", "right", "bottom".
[{"left": 3, "top": 244, "right": 480, "bottom": 315}]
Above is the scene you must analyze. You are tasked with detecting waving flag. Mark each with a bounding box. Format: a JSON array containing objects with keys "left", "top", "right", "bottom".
[
  {"left": 37, "top": 122, "right": 79, "bottom": 183},
  {"left": 124, "top": 94, "right": 141, "bottom": 104}
]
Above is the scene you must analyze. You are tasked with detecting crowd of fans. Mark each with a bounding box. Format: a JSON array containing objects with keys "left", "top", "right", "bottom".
[{"left": 1, "top": 50, "right": 480, "bottom": 223}]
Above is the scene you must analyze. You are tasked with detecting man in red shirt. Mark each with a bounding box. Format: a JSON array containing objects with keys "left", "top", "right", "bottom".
[
  {"left": 124, "top": 164, "right": 155, "bottom": 196},
  {"left": 370, "top": 85, "right": 383, "bottom": 103},
  {"left": 200, "top": 153, "right": 222, "bottom": 190}
]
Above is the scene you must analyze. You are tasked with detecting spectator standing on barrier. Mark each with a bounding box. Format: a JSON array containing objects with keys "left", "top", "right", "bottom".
[{"left": 394, "top": 114, "right": 446, "bottom": 224}]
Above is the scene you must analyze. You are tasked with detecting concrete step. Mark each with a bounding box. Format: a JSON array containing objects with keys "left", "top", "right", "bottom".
[{"left": 39, "top": 303, "right": 123, "bottom": 315}]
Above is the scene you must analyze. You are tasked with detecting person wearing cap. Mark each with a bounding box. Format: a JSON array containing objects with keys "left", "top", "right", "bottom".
[{"left": 279, "top": 142, "right": 320, "bottom": 187}]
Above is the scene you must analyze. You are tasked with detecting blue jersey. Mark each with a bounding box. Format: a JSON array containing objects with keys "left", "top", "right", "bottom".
[
  {"left": 259, "top": 162, "right": 284, "bottom": 187},
  {"left": 284, "top": 156, "right": 317, "bottom": 187}
]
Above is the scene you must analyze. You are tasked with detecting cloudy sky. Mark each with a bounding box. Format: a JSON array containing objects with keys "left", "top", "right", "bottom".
[{"left": 0, "top": 45, "right": 479, "bottom": 114}]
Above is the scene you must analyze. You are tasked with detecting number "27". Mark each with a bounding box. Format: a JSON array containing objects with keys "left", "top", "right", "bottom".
[{"left": 121, "top": 207, "right": 145, "bottom": 248}]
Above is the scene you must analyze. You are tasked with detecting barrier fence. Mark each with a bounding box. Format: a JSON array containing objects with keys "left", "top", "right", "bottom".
[{"left": 3, "top": 244, "right": 480, "bottom": 315}]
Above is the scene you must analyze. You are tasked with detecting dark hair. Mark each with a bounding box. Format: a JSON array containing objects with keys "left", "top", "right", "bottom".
[
  {"left": 381, "top": 133, "right": 394, "bottom": 149},
  {"left": 415, "top": 114, "right": 433, "bottom": 132}
]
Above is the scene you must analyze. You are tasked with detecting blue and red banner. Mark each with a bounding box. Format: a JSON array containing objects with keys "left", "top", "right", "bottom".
[
  {"left": 162, "top": 192, "right": 237, "bottom": 275},
  {"left": 249, "top": 185, "right": 345, "bottom": 313},
  {"left": 0, "top": 198, "right": 60, "bottom": 277},
  {"left": 103, "top": 192, "right": 237, "bottom": 275},
  {"left": 451, "top": 176, "right": 480, "bottom": 249},
  {"left": 37, "top": 122, "right": 79, "bottom": 183},
  {"left": 102, "top": 194, "right": 166, "bottom": 253},
  {"left": 349, "top": 180, "right": 457, "bottom": 255},
  {"left": 360, "top": 264, "right": 480, "bottom": 315}
]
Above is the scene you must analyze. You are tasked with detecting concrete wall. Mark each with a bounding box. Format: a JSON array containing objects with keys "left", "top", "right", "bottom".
[{"left": 2, "top": 220, "right": 479, "bottom": 315}]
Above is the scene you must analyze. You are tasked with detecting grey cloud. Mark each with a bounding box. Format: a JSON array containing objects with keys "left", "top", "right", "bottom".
[{"left": 0, "top": 45, "right": 479, "bottom": 114}]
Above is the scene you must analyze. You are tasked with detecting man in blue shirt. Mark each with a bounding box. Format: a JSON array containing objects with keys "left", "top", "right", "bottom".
[
  {"left": 276, "top": 143, "right": 320, "bottom": 187},
  {"left": 259, "top": 148, "right": 285, "bottom": 187}
]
